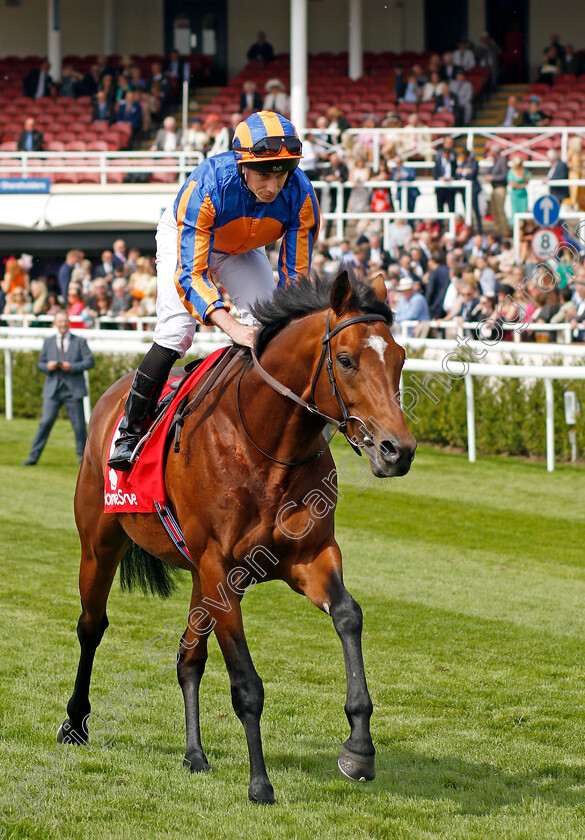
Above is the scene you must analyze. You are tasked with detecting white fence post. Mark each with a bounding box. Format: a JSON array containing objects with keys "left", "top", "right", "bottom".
[
  {"left": 465, "top": 374, "right": 476, "bottom": 463},
  {"left": 545, "top": 378, "right": 555, "bottom": 473},
  {"left": 4, "top": 348, "right": 12, "bottom": 421}
]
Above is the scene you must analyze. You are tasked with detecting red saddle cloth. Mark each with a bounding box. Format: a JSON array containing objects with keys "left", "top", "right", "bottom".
[{"left": 104, "top": 346, "right": 228, "bottom": 514}]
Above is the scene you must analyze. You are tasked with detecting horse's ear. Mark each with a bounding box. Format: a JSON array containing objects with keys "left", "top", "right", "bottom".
[
  {"left": 369, "top": 273, "right": 388, "bottom": 303},
  {"left": 330, "top": 270, "right": 353, "bottom": 316}
]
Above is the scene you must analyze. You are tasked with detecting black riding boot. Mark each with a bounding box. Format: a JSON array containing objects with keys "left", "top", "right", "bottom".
[{"left": 107, "top": 344, "right": 179, "bottom": 471}]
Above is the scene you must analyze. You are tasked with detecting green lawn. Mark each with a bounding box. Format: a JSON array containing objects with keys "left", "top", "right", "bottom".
[{"left": 2, "top": 418, "right": 585, "bottom": 839}]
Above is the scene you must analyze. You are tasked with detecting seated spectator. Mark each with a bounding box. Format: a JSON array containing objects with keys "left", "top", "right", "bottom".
[
  {"left": 390, "top": 156, "right": 419, "bottom": 213},
  {"left": 298, "top": 132, "right": 319, "bottom": 180},
  {"left": 114, "top": 74, "right": 130, "bottom": 104},
  {"left": 82, "top": 64, "right": 102, "bottom": 98},
  {"left": 183, "top": 117, "right": 210, "bottom": 154},
  {"left": 240, "top": 80, "right": 263, "bottom": 113},
  {"left": 521, "top": 97, "right": 550, "bottom": 127},
  {"left": 400, "top": 113, "right": 433, "bottom": 162},
  {"left": 247, "top": 31, "right": 274, "bottom": 64},
  {"left": 148, "top": 62, "right": 172, "bottom": 116},
  {"left": 441, "top": 52, "right": 456, "bottom": 83},
  {"left": 207, "top": 120, "right": 232, "bottom": 157},
  {"left": 23, "top": 59, "right": 53, "bottom": 99},
  {"left": 129, "top": 65, "right": 147, "bottom": 92},
  {"left": 550, "top": 286, "right": 577, "bottom": 324},
  {"left": 117, "top": 90, "right": 143, "bottom": 138},
  {"left": 394, "top": 278, "right": 430, "bottom": 336},
  {"left": 92, "top": 90, "right": 116, "bottom": 124},
  {"left": 3, "top": 287, "right": 32, "bottom": 317},
  {"left": 263, "top": 78, "right": 290, "bottom": 114},
  {"left": 422, "top": 71, "right": 443, "bottom": 102},
  {"left": 399, "top": 73, "right": 421, "bottom": 104},
  {"left": 110, "top": 277, "right": 133, "bottom": 315},
  {"left": 60, "top": 66, "right": 84, "bottom": 99},
  {"left": 452, "top": 41, "right": 476, "bottom": 72},
  {"left": 563, "top": 43, "right": 579, "bottom": 75},
  {"left": 17, "top": 117, "right": 43, "bottom": 152},
  {"left": 380, "top": 112, "right": 403, "bottom": 159},
  {"left": 537, "top": 46, "right": 561, "bottom": 85},
  {"left": 449, "top": 69, "right": 473, "bottom": 124},
  {"left": 100, "top": 73, "right": 116, "bottom": 103},
  {"left": 151, "top": 115, "right": 182, "bottom": 151}
]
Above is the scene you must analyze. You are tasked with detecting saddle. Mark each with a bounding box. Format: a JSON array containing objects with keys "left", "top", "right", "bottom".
[{"left": 104, "top": 345, "right": 244, "bottom": 519}]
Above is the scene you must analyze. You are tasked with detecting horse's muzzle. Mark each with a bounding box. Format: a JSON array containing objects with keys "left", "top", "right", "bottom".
[{"left": 365, "top": 435, "right": 417, "bottom": 477}]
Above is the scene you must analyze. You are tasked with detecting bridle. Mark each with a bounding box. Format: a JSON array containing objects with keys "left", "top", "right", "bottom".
[{"left": 236, "top": 310, "right": 388, "bottom": 467}]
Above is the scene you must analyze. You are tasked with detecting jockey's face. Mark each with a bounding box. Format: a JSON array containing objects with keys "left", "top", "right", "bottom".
[{"left": 244, "top": 167, "right": 288, "bottom": 203}]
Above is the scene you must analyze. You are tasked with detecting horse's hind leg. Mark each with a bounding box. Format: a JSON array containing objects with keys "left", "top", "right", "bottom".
[
  {"left": 178, "top": 574, "right": 213, "bottom": 773},
  {"left": 58, "top": 514, "right": 128, "bottom": 744}
]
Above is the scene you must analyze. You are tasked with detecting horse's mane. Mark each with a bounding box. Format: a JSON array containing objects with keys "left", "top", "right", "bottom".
[{"left": 252, "top": 269, "right": 394, "bottom": 356}]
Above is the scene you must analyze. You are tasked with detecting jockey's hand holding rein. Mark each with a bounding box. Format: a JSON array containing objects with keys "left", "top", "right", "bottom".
[{"left": 208, "top": 308, "right": 259, "bottom": 350}]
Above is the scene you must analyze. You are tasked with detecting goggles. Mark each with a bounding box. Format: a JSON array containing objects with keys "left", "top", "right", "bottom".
[{"left": 240, "top": 135, "right": 302, "bottom": 157}]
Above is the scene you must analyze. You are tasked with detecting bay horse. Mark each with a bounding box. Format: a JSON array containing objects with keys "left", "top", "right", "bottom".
[{"left": 57, "top": 269, "right": 416, "bottom": 804}]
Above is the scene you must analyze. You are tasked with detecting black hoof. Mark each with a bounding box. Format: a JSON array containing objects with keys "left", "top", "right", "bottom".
[
  {"left": 56, "top": 719, "right": 87, "bottom": 745},
  {"left": 248, "top": 780, "right": 276, "bottom": 804},
  {"left": 183, "top": 751, "right": 212, "bottom": 773},
  {"left": 338, "top": 745, "right": 376, "bottom": 782}
]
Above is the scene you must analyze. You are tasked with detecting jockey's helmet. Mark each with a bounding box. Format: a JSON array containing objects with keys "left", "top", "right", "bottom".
[{"left": 232, "top": 111, "right": 303, "bottom": 174}]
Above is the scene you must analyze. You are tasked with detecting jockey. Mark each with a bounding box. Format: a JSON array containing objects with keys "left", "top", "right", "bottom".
[{"left": 108, "top": 110, "right": 320, "bottom": 471}]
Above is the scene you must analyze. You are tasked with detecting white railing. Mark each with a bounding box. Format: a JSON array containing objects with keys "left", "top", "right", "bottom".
[{"left": 395, "top": 319, "right": 584, "bottom": 344}]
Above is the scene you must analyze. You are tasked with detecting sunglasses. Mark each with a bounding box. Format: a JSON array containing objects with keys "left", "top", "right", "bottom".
[{"left": 241, "top": 136, "right": 302, "bottom": 157}]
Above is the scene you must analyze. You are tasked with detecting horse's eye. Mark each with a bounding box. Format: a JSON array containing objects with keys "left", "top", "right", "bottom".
[{"left": 337, "top": 354, "right": 353, "bottom": 369}]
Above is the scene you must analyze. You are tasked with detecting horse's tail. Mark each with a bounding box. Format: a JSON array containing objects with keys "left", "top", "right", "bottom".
[{"left": 119, "top": 542, "right": 181, "bottom": 598}]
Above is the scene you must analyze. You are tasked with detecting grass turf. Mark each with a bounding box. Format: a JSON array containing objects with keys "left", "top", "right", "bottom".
[{"left": 1, "top": 418, "right": 585, "bottom": 839}]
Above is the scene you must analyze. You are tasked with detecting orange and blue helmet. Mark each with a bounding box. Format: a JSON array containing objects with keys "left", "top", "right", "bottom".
[{"left": 233, "top": 110, "right": 303, "bottom": 174}]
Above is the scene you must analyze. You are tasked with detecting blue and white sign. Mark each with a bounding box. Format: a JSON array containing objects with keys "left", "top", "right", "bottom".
[
  {"left": 0, "top": 178, "right": 51, "bottom": 194},
  {"left": 533, "top": 195, "right": 560, "bottom": 227}
]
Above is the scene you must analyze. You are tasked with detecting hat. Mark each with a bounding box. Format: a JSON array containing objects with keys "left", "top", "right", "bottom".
[
  {"left": 397, "top": 278, "right": 414, "bottom": 291},
  {"left": 530, "top": 95, "right": 540, "bottom": 103},
  {"left": 265, "top": 78, "right": 285, "bottom": 91}
]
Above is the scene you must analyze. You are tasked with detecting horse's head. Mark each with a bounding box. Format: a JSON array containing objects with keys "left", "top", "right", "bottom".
[{"left": 315, "top": 269, "right": 417, "bottom": 478}]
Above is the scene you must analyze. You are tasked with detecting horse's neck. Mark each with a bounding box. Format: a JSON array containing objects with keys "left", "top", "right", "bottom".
[{"left": 239, "top": 312, "right": 328, "bottom": 465}]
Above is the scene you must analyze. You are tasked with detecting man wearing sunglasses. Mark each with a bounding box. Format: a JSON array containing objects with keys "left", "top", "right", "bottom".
[{"left": 109, "top": 110, "right": 320, "bottom": 470}]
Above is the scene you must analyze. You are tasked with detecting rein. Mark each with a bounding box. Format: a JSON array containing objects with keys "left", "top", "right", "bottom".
[{"left": 236, "top": 310, "right": 388, "bottom": 467}]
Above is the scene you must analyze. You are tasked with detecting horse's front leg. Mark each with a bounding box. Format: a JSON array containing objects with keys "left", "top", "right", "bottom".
[
  {"left": 198, "top": 560, "right": 275, "bottom": 804},
  {"left": 291, "top": 542, "right": 376, "bottom": 782}
]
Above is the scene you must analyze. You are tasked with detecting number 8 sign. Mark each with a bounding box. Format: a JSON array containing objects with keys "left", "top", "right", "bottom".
[{"left": 532, "top": 228, "right": 560, "bottom": 260}]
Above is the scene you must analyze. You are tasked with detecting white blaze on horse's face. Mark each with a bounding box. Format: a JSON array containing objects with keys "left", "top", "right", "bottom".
[{"left": 363, "top": 335, "right": 388, "bottom": 364}]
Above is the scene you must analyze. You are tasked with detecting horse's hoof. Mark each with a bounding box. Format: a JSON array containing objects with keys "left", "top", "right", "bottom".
[
  {"left": 338, "top": 745, "right": 376, "bottom": 782},
  {"left": 56, "top": 719, "right": 87, "bottom": 745},
  {"left": 248, "top": 780, "right": 276, "bottom": 805},
  {"left": 183, "top": 751, "right": 212, "bottom": 773}
]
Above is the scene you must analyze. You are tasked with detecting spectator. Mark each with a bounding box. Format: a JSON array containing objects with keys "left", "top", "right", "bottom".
[
  {"left": 399, "top": 73, "right": 421, "bottom": 104},
  {"left": 94, "top": 250, "right": 115, "bottom": 279},
  {"left": 400, "top": 113, "right": 433, "bottom": 162},
  {"left": 110, "top": 278, "right": 133, "bottom": 318},
  {"left": 522, "top": 97, "right": 550, "bottom": 127},
  {"left": 386, "top": 218, "right": 413, "bottom": 258},
  {"left": 17, "top": 117, "right": 43, "bottom": 152},
  {"left": 456, "top": 147, "right": 482, "bottom": 234},
  {"left": 390, "top": 156, "right": 419, "bottom": 214},
  {"left": 502, "top": 95, "right": 520, "bottom": 127},
  {"left": 263, "top": 79, "right": 290, "bottom": 115},
  {"left": 507, "top": 156, "right": 528, "bottom": 224},
  {"left": 92, "top": 90, "right": 115, "bottom": 124},
  {"left": 148, "top": 61, "right": 172, "bottom": 117},
  {"left": 30, "top": 277, "right": 49, "bottom": 317},
  {"left": 22, "top": 312, "right": 94, "bottom": 467},
  {"left": 486, "top": 149, "right": 510, "bottom": 237},
  {"left": 298, "top": 132, "right": 319, "bottom": 180},
  {"left": 367, "top": 233, "right": 391, "bottom": 271},
  {"left": 550, "top": 286, "right": 577, "bottom": 325},
  {"left": 474, "top": 255, "right": 497, "bottom": 297},
  {"left": 563, "top": 43, "right": 579, "bottom": 75},
  {"left": 23, "top": 59, "right": 53, "bottom": 99},
  {"left": 82, "top": 63, "right": 102, "bottom": 98},
  {"left": 207, "top": 120, "right": 232, "bottom": 157},
  {"left": 2, "top": 254, "right": 30, "bottom": 295},
  {"left": 113, "top": 239, "right": 127, "bottom": 269},
  {"left": 247, "top": 31, "right": 274, "bottom": 64},
  {"left": 567, "top": 137, "right": 585, "bottom": 211},
  {"left": 60, "top": 66, "right": 84, "bottom": 99},
  {"left": 129, "top": 65, "right": 146, "bottom": 92},
  {"left": 370, "top": 167, "right": 393, "bottom": 216},
  {"left": 452, "top": 41, "right": 476, "bottom": 72},
  {"left": 449, "top": 69, "right": 473, "bottom": 124},
  {"left": 394, "top": 278, "right": 430, "bottom": 336},
  {"left": 321, "top": 150, "right": 349, "bottom": 236},
  {"left": 537, "top": 46, "right": 561, "bottom": 85},
  {"left": 58, "top": 250, "right": 81, "bottom": 301},
  {"left": 425, "top": 253, "right": 451, "bottom": 318},
  {"left": 183, "top": 117, "right": 210, "bottom": 154},
  {"left": 347, "top": 154, "right": 372, "bottom": 215},
  {"left": 117, "top": 90, "right": 143, "bottom": 139},
  {"left": 66, "top": 284, "right": 87, "bottom": 328},
  {"left": 114, "top": 74, "right": 130, "bottom": 105},
  {"left": 151, "top": 115, "right": 182, "bottom": 151},
  {"left": 546, "top": 149, "right": 569, "bottom": 205},
  {"left": 240, "top": 80, "right": 263, "bottom": 113},
  {"left": 380, "top": 112, "right": 402, "bottom": 159},
  {"left": 422, "top": 71, "right": 443, "bottom": 102},
  {"left": 163, "top": 49, "right": 184, "bottom": 82},
  {"left": 3, "top": 287, "right": 32, "bottom": 317},
  {"left": 434, "top": 140, "right": 458, "bottom": 214},
  {"left": 128, "top": 257, "right": 157, "bottom": 315},
  {"left": 441, "top": 52, "right": 456, "bottom": 83}
]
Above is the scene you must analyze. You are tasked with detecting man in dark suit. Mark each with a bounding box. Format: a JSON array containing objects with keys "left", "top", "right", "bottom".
[
  {"left": 456, "top": 147, "right": 483, "bottom": 234},
  {"left": 17, "top": 117, "right": 44, "bottom": 152},
  {"left": 23, "top": 312, "right": 94, "bottom": 466},
  {"left": 390, "top": 156, "right": 420, "bottom": 213},
  {"left": 239, "top": 80, "right": 263, "bottom": 113},
  {"left": 434, "top": 140, "right": 458, "bottom": 213},
  {"left": 546, "top": 149, "right": 569, "bottom": 205},
  {"left": 23, "top": 60, "right": 53, "bottom": 99},
  {"left": 246, "top": 31, "right": 274, "bottom": 64}
]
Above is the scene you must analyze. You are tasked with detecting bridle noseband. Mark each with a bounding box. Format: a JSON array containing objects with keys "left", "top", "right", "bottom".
[{"left": 236, "top": 310, "right": 388, "bottom": 467}]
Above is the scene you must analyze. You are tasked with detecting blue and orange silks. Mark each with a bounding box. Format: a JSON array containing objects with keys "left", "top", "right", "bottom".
[{"left": 173, "top": 151, "right": 320, "bottom": 324}]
